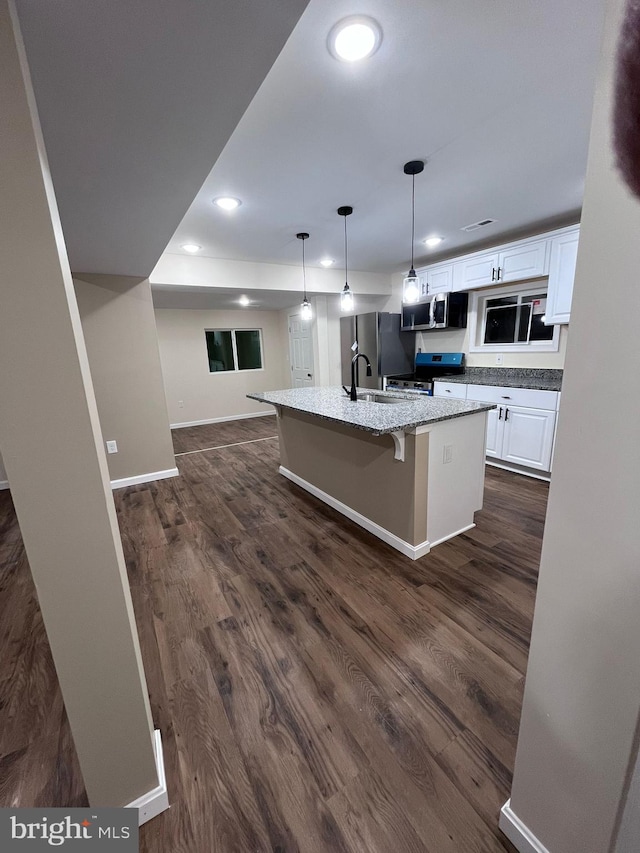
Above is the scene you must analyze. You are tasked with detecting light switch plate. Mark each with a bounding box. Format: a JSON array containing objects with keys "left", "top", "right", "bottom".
[
  {"left": 106, "top": 440, "right": 118, "bottom": 454},
  {"left": 496, "top": 354, "right": 504, "bottom": 365}
]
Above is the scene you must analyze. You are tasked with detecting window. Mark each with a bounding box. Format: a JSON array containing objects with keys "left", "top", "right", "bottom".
[
  {"left": 205, "top": 329, "right": 263, "bottom": 372},
  {"left": 469, "top": 282, "right": 560, "bottom": 353}
]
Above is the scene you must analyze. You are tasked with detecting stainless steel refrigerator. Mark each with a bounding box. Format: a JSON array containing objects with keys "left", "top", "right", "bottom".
[{"left": 340, "top": 312, "right": 414, "bottom": 390}]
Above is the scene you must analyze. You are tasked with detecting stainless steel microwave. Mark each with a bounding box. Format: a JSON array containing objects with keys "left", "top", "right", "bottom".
[{"left": 401, "top": 291, "right": 468, "bottom": 331}]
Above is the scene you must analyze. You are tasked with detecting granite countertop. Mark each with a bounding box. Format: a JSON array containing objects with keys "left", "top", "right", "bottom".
[
  {"left": 437, "top": 367, "right": 563, "bottom": 392},
  {"left": 247, "top": 387, "right": 495, "bottom": 435}
]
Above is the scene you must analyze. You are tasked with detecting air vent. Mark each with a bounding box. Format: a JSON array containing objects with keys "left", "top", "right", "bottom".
[{"left": 461, "top": 218, "right": 496, "bottom": 232}]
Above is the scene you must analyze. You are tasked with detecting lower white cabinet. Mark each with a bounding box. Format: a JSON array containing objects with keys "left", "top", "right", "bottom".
[
  {"left": 436, "top": 382, "right": 559, "bottom": 473},
  {"left": 497, "top": 405, "right": 556, "bottom": 470}
]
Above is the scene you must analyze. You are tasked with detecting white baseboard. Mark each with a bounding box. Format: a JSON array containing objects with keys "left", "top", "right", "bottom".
[
  {"left": 279, "top": 465, "right": 430, "bottom": 560},
  {"left": 486, "top": 460, "right": 551, "bottom": 482},
  {"left": 499, "top": 800, "right": 551, "bottom": 853},
  {"left": 110, "top": 467, "right": 179, "bottom": 490},
  {"left": 0, "top": 480, "right": 9, "bottom": 491},
  {"left": 429, "top": 522, "right": 475, "bottom": 548},
  {"left": 126, "top": 729, "right": 169, "bottom": 826},
  {"left": 170, "top": 411, "right": 274, "bottom": 429}
]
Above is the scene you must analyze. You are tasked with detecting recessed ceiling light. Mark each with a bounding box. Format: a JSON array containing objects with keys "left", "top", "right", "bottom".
[
  {"left": 181, "top": 243, "right": 201, "bottom": 253},
  {"left": 424, "top": 236, "right": 443, "bottom": 248},
  {"left": 328, "top": 16, "right": 382, "bottom": 62},
  {"left": 238, "top": 295, "right": 250, "bottom": 307},
  {"left": 213, "top": 196, "right": 241, "bottom": 211},
  {"left": 320, "top": 258, "right": 335, "bottom": 267}
]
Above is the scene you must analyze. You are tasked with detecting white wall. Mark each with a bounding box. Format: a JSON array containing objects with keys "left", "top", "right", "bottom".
[
  {"left": 74, "top": 275, "right": 176, "bottom": 482},
  {"left": 155, "top": 307, "right": 288, "bottom": 426},
  {"left": 505, "top": 0, "right": 640, "bottom": 850}
]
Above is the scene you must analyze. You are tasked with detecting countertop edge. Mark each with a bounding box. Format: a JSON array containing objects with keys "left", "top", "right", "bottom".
[{"left": 247, "top": 391, "right": 495, "bottom": 435}]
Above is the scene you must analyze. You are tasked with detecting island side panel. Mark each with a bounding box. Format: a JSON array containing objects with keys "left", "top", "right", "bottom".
[
  {"left": 422, "top": 410, "right": 488, "bottom": 546},
  {"left": 276, "top": 409, "right": 428, "bottom": 548}
]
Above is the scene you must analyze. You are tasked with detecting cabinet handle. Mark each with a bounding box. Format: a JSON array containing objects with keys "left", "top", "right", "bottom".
[
  {"left": 501, "top": 395, "right": 511, "bottom": 399},
  {"left": 497, "top": 266, "right": 502, "bottom": 280},
  {"left": 491, "top": 267, "right": 496, "bottom": 281},
  {"left": 505, "top": 407, "right": 509, "bottom": 421},
  {"left": 498, "top": 407, "right": 503, "bottom": 420}
]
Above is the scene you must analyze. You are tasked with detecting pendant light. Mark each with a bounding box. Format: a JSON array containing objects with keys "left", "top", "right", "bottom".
[
  {"left": 403, "top": 160, "right": 425, "bottom": 304},
  {"left": 297, "top": 232, "right": 313, "bottom": 321},
  {"left": 338, "top": 206, "right": 354, "bottom": 311}
]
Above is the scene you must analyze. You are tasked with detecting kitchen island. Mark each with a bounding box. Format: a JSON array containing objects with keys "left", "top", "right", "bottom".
[{"left": 247, "top": 387, "right": 495, "bottom": 560}]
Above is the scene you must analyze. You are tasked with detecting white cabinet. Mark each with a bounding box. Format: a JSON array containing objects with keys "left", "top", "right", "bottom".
[
  {"left": 499, "top": 239, "right": 548, "bottom": 283},
  {"left": 545, "top": 227, "right": 579, "bottom": 325},
  {"left": 433, "top": 381, "right": 467, "bottom": 399},
  {"left": 453, "top": 239, "right": 548, "bottom": 291},
  {"left": 500, "top": 405, "right": 556, "bottom": 470},
  {"left": 420, "top": 262, "right": 453, "bottom": 295},
  {"left": 484, "top": 406, "right": 502, "bottom": 458},
  {"left": 432, "top": 381, "right": 559, "bottom": 474},
  {"left": 453, "top": 251, "right": 501, "bottom": 290},
  {"left": 465, "top": 384, "right": 558, "bottom": 472}
]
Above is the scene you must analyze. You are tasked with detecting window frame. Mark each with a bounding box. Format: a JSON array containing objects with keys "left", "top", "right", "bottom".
[
  {"left": 205, "top": 328, "right": 265, "bottom": 374},
  {"left": 468, "top": 281, "right": 560, "bottom": 354}
]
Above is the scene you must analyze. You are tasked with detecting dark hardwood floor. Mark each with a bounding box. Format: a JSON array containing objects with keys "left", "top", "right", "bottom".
[{"left": 0, "top": 414, "right": 549, "bottom": 852}]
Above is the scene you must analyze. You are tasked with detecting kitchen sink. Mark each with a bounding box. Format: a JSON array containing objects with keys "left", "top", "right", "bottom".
[{"left": 356, "top": 393, "right": 409, "bottom": 404}]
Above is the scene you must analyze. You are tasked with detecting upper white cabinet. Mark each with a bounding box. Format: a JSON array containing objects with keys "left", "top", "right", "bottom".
[
  {"left": 452, "top": 251, "right": 500, "bottom": 290},
  {"left": 448, "top": 226, "right": 580, "bottom": 324},
  {"left": 499, "top": 239, "right": 548, "bottom": 283},
  {"left": 425, "top": 262, "right": 453, "bottom": 294},
  {"left": 545, "top": 226, "right": 580, "bottom": 325},
  {"left": 414, "top": 262, "right": 453, "bottom": 297},
  {"left": 453, "top": 238, "right": 548, "bottom": 290}
]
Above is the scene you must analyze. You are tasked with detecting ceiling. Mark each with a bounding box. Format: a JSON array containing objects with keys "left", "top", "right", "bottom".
[
  {"left": 15, "top": 0, "right": 607, "bottom": 297},
  {"left": 159, "top": 0, "right": 606, "bottom": 284},
  {"left": 14, "top": 0, "right": 310, "bottom": 277}
]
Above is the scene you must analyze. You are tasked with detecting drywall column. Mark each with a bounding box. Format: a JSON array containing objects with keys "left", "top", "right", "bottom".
[
  {"left": 0, "top": 1, "right": 160, "bottom": 807},
  {"left": 502, "top": 0, "right": 640, "bottom": 851},
  {"left": 73, "top": 275, "right": 177, "bottom": 486}
]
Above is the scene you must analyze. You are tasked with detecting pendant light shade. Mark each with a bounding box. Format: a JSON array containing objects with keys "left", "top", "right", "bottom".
[
  {"left": 297, "top": 232, "right": 313, "bottom": 321},
  {"left": 338, "top": 206, "right": 354, "bottom": 311},
  {"left": 403, "top": 160, "right": 425, "bottom": 304}
]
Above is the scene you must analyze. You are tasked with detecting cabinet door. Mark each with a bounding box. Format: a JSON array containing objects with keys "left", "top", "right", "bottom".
[
  {"left": 501, "top": 406, "right": 556, "bottom": 471},
  {"left": 425, "top": 263, "right": 453, "bottom": 294},
  {"left": 484, "top": 406, "right": 503, "bottom": 457},
  {"left": 498, "top": 239, "right": 548, "bottom": 283},
  {"left": 452, "top": 251, "right": 500, "bottom": 290},
  {"left": 545, "top": 229, "right": 579, "bottom": 324}
]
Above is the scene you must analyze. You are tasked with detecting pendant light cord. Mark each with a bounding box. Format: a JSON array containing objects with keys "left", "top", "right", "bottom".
[
  {"left": 302, "top": 237, "right": 307, "bottom": 301},
  {"left": 411, "top": 173, "right": 415, "bottom": 270},
  {"left": 344, "top": 214, "right": 349, "bottom": 287}
]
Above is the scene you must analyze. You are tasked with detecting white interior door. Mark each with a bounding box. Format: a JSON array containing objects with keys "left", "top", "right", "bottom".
[{"left": 288, "top": 314, "right": 314, "bottom": 387}]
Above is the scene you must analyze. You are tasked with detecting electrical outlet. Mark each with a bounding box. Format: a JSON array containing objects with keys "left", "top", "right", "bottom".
[
  {"left": 106, "top": 440, "right": 118, "bottom": 454},
  {"left": 443, "top": 444, "right": 453, "bottom": 464},
  {"left": 496, "top": 353, "right": 504, "bottom": 365},
  {"left": 178, "top": 400, "right": 184, "bottom": 408}
]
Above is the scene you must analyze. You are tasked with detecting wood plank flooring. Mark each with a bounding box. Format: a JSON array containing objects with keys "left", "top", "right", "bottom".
[{"left": 0, "top": 415, "right": 549, "bottom": 852}]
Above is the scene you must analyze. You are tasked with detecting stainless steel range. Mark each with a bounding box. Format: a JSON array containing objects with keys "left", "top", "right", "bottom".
[{"left": 385, "top": 352, "right": 465, "bottom": 395}]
